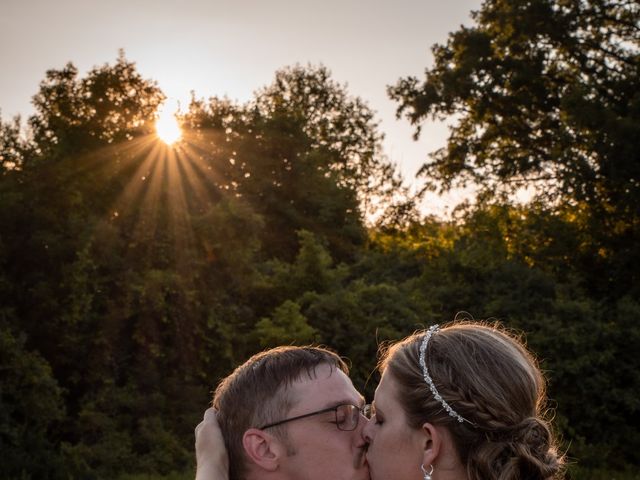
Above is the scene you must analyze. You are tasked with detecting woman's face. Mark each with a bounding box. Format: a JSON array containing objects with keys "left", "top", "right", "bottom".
[{"left": 362, "top": 370, "right": 426, "bottom": 480}]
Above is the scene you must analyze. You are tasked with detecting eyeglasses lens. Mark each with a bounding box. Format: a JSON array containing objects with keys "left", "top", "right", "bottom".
[{"left": 335, "top": 404, "right": 360, "bottom": 431}]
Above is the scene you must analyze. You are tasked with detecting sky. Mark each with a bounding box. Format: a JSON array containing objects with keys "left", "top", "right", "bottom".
[{"left": 0, "top": 0, "right": 482, "bottom": 216}]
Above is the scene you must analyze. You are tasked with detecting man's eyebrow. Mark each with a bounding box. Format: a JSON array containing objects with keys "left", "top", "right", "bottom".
[{"left": 324, "top": 397, "right": 364, "bottom": 409}]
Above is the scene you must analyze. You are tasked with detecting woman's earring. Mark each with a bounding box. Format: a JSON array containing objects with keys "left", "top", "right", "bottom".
[{"left": 421, "top": 464, "right": 434, "bottom": 480}]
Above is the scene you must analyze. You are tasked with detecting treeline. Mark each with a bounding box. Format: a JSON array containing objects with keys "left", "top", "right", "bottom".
[{"left": 1, "top": 1, "right": 639, "bottom": 479}]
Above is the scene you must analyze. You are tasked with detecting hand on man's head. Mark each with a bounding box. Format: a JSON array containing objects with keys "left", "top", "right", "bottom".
[{"left": 195, "top": 408, "right": 229, "bottom": 480}]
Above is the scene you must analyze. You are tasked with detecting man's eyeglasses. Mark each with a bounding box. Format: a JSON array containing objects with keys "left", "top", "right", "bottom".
[{"left": 259, "top": 403, "right": 371, "bottom": 431}]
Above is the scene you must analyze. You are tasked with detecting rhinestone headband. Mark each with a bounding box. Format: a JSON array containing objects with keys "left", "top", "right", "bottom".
[{"left": 418, "top": 325, "right": 470, "bottom": 424}]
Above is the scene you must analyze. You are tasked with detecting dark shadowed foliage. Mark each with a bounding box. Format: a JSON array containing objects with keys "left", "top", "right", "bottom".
[{"left": 0, "top": 23, "right": 638, "bottom": 477}]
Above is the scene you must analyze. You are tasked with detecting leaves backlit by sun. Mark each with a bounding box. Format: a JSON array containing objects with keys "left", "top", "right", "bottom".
[{"left": 155, "top": 103, "right": 182, "bottom": 145}]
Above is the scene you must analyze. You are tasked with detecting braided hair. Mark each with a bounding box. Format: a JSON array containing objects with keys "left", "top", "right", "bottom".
[{"left": 379, "top": 321, "right": 564, "bottom": 480}]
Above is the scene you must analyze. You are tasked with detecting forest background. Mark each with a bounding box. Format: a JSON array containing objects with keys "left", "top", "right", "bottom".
[{"left": 1, "top": 1, "right": 639, "bottom": 479}]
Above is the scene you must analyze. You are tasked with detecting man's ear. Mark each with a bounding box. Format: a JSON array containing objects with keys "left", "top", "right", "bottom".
[
  {"left": 242, "top": 428, "right": 283, "bottom": 472},
  {"left": 419, "top": 422, "right": 441, "bottom": 468}
]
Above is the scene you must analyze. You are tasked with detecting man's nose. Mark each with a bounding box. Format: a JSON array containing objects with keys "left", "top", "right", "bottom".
[{"left": 360, "top": 418, "right": 373, "bottom": 444}]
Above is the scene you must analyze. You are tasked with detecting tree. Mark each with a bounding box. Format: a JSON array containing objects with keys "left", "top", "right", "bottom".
[
  {"left": 0, "top": 57, "right": 418, "bottom": 477},
  {"left": 391, "top": 0, "right": 639, "bottom": 201},
  {"left": 0, "top": 322, "right": 65, "bottom": 478},
  {"left": 0, "top": 116, "right": 26, "bottom": 171},
  {"left": 389, "top": 0, "right": 640, "bottom": 298},
  {"left": 186, "top": 65, "right": 418, "bottom": 235},
  {"left": 0, "top": 55, "right": 204, "bottom": 477},
  {"left": 5, "top": 47, "right": 637, "bottom": 478},
  {"left": 28, "top": 51, "right": 164, "bottom": 162},
  {"left": 253, "top": 300, "right": 317, "bottom": 348}
]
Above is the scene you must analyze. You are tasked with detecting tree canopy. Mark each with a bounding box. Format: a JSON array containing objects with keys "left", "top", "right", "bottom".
[
  {"left": 1, "top": 19, "right": 639, "bottom": 478},
  {"left": 390, "top": 0, "right": 639, "bottom": 207},
  {"left": 389, "top": 0, "right": 640, "bottom": 299},
  {"left": 0, "top": 56, "right": 419, "bottom": 478}
]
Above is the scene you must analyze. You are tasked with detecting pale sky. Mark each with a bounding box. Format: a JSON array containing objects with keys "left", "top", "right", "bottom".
[{"left": 0, "top": 0, "right": 482, "bottom": 216}]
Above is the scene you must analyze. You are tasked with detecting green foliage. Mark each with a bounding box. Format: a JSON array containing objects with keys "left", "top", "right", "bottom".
[
  {"left": 262, "top": 230, "right": 348, "bottom": 300},
  {"left": 303, "top": 279, "right": 424, "bottom": 397},
  {"left": 254, "top": 300, "right": 317, "bottom": 348},
  {"left": 390, "top": 0, "right": 640, "bottom": 298},
  {"left": 117, "top": 467, "right": 194, "bottom": 480},
  {"left": 184, "top": 89, "right": 368, "bottom": 261},
  {"left": 0, "top": 55, "right": 407, "bottom": 477},
  {"left": 115, "top": 472, "right": 193, "bottom": 480},
  {"left": 0, "top": 116, "right": 25, "bottom": 171},
  {"left": 0, "top": 323, "right": 65, "bottom": 479},
  {"left": 567, "top": 465, "right": 640, "bottom": 480},
  {"left": 1, "top": 46, "right": 638, "bottom": 478},
  {"left": 391, "top": 0, "right": 640, "bottom": 202},
  {"left": 254, "top": 64, "right": 417, "bottom": 226},
  {"left": 29, "top": 51, "right": 164, "bottom": 161}
]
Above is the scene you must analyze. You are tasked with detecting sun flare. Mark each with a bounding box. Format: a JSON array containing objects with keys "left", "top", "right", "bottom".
[{"left": 155, "top": 103, "right": 182, "bottom": 145}]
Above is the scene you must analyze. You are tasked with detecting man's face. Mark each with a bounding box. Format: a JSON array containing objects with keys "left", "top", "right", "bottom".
[{"left": 276, "top": 363, "right": 370, "bottom": 480}]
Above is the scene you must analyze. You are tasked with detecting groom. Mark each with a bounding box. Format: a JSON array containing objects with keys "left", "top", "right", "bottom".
[{"left": 195, "top": 346, "right": 370, "bottom": 480}]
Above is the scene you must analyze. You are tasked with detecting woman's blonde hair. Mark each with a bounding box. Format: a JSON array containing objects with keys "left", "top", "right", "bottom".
[{"left": 379, "top": 321, "right": 564, "bottom": 480}]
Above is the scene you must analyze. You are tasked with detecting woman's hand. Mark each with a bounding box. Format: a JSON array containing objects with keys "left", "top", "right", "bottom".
[{"left": 195, "top": 408, "right": 230, "bottom": 480}]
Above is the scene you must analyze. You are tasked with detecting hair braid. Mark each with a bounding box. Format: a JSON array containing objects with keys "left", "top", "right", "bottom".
[{"left": 380, "top": 321, "right": 564, "bottom": 480}]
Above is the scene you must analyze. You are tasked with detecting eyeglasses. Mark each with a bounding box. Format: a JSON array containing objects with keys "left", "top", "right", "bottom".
[{"left": 259, "top": 403, "right": 371, "bottom": 431}]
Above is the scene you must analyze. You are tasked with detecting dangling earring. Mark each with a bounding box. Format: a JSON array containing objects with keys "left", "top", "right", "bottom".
[{"left": 421, "top": 464, "right": 434, "bottom": 480}]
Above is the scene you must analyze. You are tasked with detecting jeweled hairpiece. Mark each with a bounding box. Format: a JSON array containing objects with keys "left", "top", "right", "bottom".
[{"left": 419, "top": 325, "right": 470, "bottom": 424}]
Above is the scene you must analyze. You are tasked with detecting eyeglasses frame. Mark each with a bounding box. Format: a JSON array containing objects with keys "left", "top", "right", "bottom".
[{"left": 259, "top": 403, "right": 371, "bottom": 431}]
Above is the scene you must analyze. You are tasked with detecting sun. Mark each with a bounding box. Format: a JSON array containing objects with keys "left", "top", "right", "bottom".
[{"left": 155, "top": 102, "right": 182, "bottom": 145}]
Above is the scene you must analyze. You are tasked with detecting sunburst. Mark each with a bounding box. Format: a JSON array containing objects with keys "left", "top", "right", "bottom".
[{"left": 155, "top": 102, "right": 182, "bottom": 145}]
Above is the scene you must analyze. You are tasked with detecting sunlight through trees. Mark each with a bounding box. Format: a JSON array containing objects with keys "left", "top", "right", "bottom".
[{"left": 0, "top": 2, "right": 638, "bottom": 476}]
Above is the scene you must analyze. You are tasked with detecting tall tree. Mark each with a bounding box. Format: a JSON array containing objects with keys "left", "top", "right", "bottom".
[
  {"left": 391, "top": 0, "right": 639, "bottom": 202},
  {"left": 28, "top": 51, "right": 164, "bottom": 162},
  {"left": 0, "top": 57, "right": 418, "bottom": 477},
  {"left": 389, "top": 0, "right": 640, "bottom": 297},
  {"left": 245, "top": 65, "right": 416, "bottom": 227},
  {"left": 0, "top": 55, "right": 201, "bottom": 477},
  {"left": 183, "top": 65, "right": 418, "bottom": 259}
]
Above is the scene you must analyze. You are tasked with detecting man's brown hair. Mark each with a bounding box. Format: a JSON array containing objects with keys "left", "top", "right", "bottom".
[{"left": 213, "top": 346, "right": 348, "bottom": 480}]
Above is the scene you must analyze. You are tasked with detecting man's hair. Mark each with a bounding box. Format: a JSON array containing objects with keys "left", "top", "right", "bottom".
[{"left": 213, "top": 346, "right": 348, "bottom": 480}]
